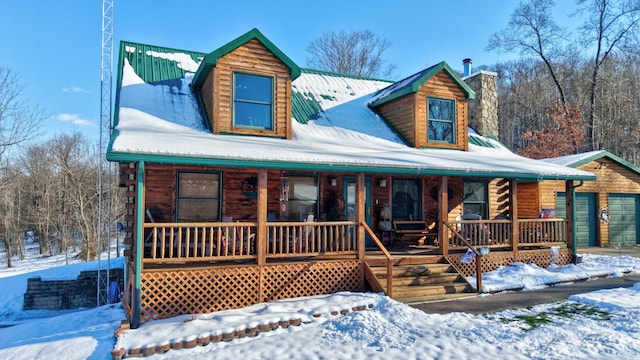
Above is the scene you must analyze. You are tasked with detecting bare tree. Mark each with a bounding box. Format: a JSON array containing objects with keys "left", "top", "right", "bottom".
[
  {"left": 575, "top": 0, "right": 640, "bottom": 150},
  {"left": 487, "top": 0, "right": 569, "bottom": 104},
  {"left": 306, "top": 30, "right": 396, "bottom": 78},
  {"left": 0, "top": 67, "right": 45, "bottom": 266},
  {"left": 0, "top": 164, "right": 26, "bottom": 267},
  {"left": 0, "top": 68, "right": 45, "bottom": 166},
  {"left": 48, "top": 133, "right": 101, "bottom": 261},
  {"left": 19, "top": 144, "right": 56, "bottom": 256}
]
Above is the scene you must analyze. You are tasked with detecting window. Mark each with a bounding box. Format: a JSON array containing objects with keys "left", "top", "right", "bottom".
[
  {"left": 280, "top": 176, "right": 318, "bottom": 221},
  {"left": 233, "top": 73, "right": 273, "bottom": 129},
  {"left": 427, "top": 97, "right": 456, "bottom": 144},
  {"left": 392, "top": 179, "right": 422, "bottom": 220},
  {"left": 176, "top": 171, "right": 221, "bottom": 222},
  {"left": 463, "top": 181, "right": 487, "bottom": 218}
]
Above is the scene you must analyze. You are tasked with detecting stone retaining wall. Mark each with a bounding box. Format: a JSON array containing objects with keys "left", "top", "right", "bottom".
[{"left": 23, "top": 268, "right": 124, "bottom": 310}]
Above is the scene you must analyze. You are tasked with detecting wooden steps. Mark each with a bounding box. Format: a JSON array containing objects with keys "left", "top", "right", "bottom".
[{"left": 366, "top": 257, "right": 475, "bottom": 303}]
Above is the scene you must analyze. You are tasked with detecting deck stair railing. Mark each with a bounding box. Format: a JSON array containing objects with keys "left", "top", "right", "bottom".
[
  {"left": 362, "top": 222, "right": 394, "bottom": 297},
  {"left": 443, "top": 222, "right": 484, "bottom": 293}
]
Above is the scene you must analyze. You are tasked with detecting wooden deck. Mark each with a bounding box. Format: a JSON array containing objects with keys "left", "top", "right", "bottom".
[{"left": 125, "top": 218, "right": 573, "bottom": 324}]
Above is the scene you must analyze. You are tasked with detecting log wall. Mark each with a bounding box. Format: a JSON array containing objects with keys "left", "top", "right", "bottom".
[
  {"left": 517, "top": 182, "right": 541, "bottom": 218},
  {"left": 374, "top": 95, "right": 416, "bottom": 145}
]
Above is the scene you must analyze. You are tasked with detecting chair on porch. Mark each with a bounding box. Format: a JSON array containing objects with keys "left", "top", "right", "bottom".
[
  {"left": 457, "top": 213, "right": 488, "bottom": 245},
  {"left": 144, "top": 208, "right": 172, "bottom": 257},
  {"left": 220, "top": 216, "right": 255, "bottom": 255}
]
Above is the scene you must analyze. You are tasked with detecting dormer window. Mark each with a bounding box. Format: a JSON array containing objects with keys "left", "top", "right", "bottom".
[
  {"left": 427, "top": 97, "right": 456, "bottom": 144},
  {"left": 233, "top": 73, "right": 274, "bottom": 130}
]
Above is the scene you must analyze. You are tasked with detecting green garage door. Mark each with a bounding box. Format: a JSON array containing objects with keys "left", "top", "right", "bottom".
[
  {"left": 608, "top": 194, "right": 639, "bottom": 246},
  {"left": 556, "top": 192, "right": 597, "bottom": 247}
]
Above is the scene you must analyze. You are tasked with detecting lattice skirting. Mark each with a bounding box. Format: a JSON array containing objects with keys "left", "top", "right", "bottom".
[
  {"left": 446, "top": 248, "right": 573, "bottom": 277},
  {"left": 138, "top": 261, "right": 364, "bottom": 323}
]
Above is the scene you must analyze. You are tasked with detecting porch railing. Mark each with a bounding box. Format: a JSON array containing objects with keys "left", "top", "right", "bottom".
[
  {"left": 142, "top": 220, "right": 357, "bottom": 263},
  {"left": 517, "top": 219, "right": 566, "bottom": 245},
  {"left": 266, "top": 221, "right": 357, "bottom": 258},
  {"left": 447, "top": 218, "right": 567, "bottom": 249},
  {"left": 142, "top": 221, "right": 257, "bottom": 262}
]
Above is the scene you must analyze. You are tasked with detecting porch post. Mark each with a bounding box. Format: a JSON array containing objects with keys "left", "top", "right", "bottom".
[
  {"left": 509, "top": 179, "right": 519, "bottom": 253},
  {"left": 438, "top": 176, "right": 449, "bottom": 256},
  {"left": 132, "top": 160, "right": 145, "bottom": 329},
  {"left": 565, "top": 180, "right": 575, "bottom": 262},
  {"left": 257, "top": 169, "right": 267, "bottom": 266},
  {"left": 356, "top": 173, "right": 365, "bottom": 260}
]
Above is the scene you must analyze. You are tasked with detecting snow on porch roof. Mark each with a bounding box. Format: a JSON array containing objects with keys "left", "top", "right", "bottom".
[{"left": 107, "top": 40, "right": 595, "bottom": 181}]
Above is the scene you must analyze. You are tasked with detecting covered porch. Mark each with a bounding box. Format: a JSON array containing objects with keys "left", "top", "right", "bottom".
[{"left": 122, "top": 165, "right": 581, "bottom": 327}]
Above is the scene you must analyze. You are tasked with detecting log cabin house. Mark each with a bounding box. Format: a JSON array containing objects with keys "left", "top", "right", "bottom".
[{"left": 107, "top": 28, "right": 596, "bottom": 328}]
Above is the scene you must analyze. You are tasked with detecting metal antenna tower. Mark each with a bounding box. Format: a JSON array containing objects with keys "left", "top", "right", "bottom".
[{"left": 98, "top": 0, "right": 114, "bottom": 306}]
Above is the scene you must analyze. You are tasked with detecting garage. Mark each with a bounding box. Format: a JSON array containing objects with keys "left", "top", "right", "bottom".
[
  {"left": 541, "top": 150, "right": 640, "bottom": 247},
  {"left": 556, "top": 192, "right": 597, "bottom": 247},
  {"left": 608, "top": 194, "right": 639, "bottom": 246}
]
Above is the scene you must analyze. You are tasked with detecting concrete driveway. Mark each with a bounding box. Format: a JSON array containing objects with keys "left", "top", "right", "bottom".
[{"left": 578, "top": 245, "right": 640, "bottom": 258}]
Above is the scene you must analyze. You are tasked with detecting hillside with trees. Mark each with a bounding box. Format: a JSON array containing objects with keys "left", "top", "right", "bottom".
[{"left": 487, "top": 0, "right": 639, "bottom": 161}]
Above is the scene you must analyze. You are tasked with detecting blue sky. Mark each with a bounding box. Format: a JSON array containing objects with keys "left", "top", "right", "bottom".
[{"left": 0, "top": 0, "right": 579, "bottom": 143}]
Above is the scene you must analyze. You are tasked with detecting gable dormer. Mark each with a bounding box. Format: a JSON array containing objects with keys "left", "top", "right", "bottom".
[
  {"left": 192, "top": 29, "right": 301, "bottom": 139},
  {"left": 369, "top": 62, "right": 475, "bottom": 150}
]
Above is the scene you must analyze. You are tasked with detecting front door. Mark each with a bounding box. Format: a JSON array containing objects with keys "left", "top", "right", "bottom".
[
  {"left": 343, "top": 177, "right": 373, "bottom": 247},
  {"left": 556, "top": 192, "right": 597, "bottom": 247}
]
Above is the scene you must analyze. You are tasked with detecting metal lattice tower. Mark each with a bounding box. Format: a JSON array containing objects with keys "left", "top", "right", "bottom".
[{"left": 98, "top": 0, "right": 114, "bottom": 306}]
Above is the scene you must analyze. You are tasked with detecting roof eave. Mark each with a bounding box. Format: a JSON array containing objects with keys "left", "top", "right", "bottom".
[
  {"left": 566, "top": 150, "right": 640, "bottom": 174},
  {"left": 105, "top": 151, "right": 595, "bottom": 181},
  {"left": 369, "top": 62, "right": 476, "bottom": 107}
]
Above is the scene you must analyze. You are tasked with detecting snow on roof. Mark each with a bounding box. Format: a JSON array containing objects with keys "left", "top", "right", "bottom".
[
  {"left": 291, "top": 71, "right": 404, "bottom": 144},
  {"left": 542, "top": 150, "right": 607, "bottom": 167},
  {"left": 108, "top": 42, "right": 595, "bottom": 181}
]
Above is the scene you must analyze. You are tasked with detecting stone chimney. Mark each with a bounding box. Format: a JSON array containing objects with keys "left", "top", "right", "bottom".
[{"left": 463, "top": 59, "right": 499, "bottom": 138}]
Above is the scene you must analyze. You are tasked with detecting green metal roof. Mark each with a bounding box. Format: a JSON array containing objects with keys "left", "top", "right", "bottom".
[
  {"left": 113, "top": 41, "right": 207, "bottom": 130},
  {"left": 291, "top": 91, "right": 322, "bottom": 125},
  {"left": 300, "top": 68, "right": 392, "bottom": 83},
  {"left": 117, "top": 41, "right": 206, "bottom": 84},
  {"left": 291, "top": 68, "right": 394, "bottom": 125},
  {"left": 192, "top": 28, "right": 301, "bottom": 88},
  {"left": 369, "top": 62, "right": 476, "bottom": 107},
  {"left": 468, "top": 135, "right": 495, "bottom": 148}
]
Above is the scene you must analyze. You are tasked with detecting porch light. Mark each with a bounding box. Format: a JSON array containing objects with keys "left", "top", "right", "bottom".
[
  {"left": 329, "top": 176, "right": 337, "bottom": 187},
  {"left": 379, "top": 179, "right": 387, "bottom": 188}
]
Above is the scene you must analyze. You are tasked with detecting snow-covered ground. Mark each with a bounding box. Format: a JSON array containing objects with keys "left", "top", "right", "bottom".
[{"left": 1, "top": 244, "right": 639, "bottom": 360}]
